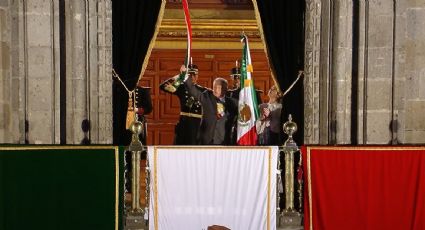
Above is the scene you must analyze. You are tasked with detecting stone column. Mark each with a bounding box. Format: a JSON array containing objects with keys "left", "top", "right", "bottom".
[
  {"left": 358, "top": 0, "right": 394, "bottom": 144},
  {"left": 1, "top": 0, "right": 60, "bottom": 144},
  {"left": 0, "top": 0, "right": 12, "bottom": 142},
  {"left": 0, "top": 0, "right": 112, "bottom": 144},
  {"left": 65, "top": 0, "right": 86, "bottom": 144},
  {"left": 6, "top": 0, "right": 60, "bottom": 144},
  {"left": 65, "top": 0, "right": 112, "bottom": 144},
  {"left": 304, "top": 0, "right": 354, "bottom": 145},
  {"left": 92, "top": 0, "right": 113, "bottom": 144},
  {"left": 331, "top": 0, "right": 353, "bottom": 144},
  {"left": 25, "top": 0, "right": 58, "bottom": 144},
  {"left": 304, "top": 0, "right": 322, "bottom": 144},
  {"left": 399, "top": 1, "right": 425, "bottom": 143},
  {"left": 318, "top": 0, "right": 333, "bottom": 145}
]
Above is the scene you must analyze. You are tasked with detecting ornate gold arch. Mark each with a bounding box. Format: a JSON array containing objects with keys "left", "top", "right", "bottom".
[{"left": 138, "top": 0, "right": 280, "bottom": 91}]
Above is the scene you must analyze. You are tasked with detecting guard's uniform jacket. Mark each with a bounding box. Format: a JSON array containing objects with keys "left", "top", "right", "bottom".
[
  {"left": 160, "top": 76, "right": 205, "bottom": 145},
  {"left": 134, "top": 86, "right": 153, "bottom": 144}
]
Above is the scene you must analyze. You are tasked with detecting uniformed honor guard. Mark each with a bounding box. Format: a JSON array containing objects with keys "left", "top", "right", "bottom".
[
  {"left": 227, "top": 65, "right": 263, "bottom": 144},
  {"left": 227, "top": 67, "right": 242, "bottom": 99},
  {"left": 134, "top": 86, "right": 153, "bottom": 144},
  {"left": 227, "top": 66, "right": 263, "bottom": 104},
  {"left": 159, "top": 64, "right": 205, "bottom": 145}
]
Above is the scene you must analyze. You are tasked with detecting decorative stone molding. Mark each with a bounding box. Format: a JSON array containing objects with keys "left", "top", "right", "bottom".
[
  {"left": 165, "top": 0, "right": 252, "bottom": 9},
  {"left": 95, "top": 0, "right": 113, "bottom": 144},
  {"left": 304, "top": 0, "right": 322, "bottom": 144},
  {"left": 157, "top": 19, "right": 261, "bottom": 41}
]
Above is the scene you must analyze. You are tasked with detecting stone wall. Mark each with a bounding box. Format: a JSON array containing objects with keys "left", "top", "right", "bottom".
[
  {"left": 2, "top": 0, "right": 425, "bottom": 145},
  {"left": 357, "top": 0, "right": 425, "bottom": 144},
  {"left": 0, "top": 0, "right": 11, "bottom": 142},
  {"left": 304, "top": 0, "right": 425, "bottom": 144},
  {"left": 355, "top": 0, "right": 393, "bottom": 144},
  {"left": 398, "top": 1, "right": 425, "bottom": 143},
  {"left": 64, "top": 0, "right": 112, "bottom": 144},
  {"left": 332, "top": 0, "right": 353, "bottom": 144},
  {"left": 0, "top": 0, "right": 112, "bottom": 144}
]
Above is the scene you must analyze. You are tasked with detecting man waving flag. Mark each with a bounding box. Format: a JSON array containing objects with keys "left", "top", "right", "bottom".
[{"left": 237, "top": 34, "right": 259, "bottom": 145}]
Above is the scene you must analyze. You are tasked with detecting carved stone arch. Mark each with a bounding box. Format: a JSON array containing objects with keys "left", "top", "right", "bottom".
[{"left": 303, "top": 0, "right": 323, "bottom": 144}]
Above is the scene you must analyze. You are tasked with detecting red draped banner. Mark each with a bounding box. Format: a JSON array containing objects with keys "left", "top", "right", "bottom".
[{"left": 302, "top": 146, "right": 425, "bottom": 230}]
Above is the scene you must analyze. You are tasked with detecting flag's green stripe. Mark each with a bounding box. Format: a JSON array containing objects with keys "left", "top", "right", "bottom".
[{"left": 242, "top": 35, "right": 259, "bottom": 119}]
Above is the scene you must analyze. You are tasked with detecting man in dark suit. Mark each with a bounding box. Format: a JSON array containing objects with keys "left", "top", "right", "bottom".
[
  {"left": 159, "top": 64, "right": 205, "bottom": 145},
  {"left": 185, "top": 76, "right": 238, "bottom": 145}
]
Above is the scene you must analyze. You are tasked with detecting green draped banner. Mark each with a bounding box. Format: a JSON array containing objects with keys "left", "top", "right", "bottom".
[{"left": 0, "top": 146, "right": 124, "bottom": 230}]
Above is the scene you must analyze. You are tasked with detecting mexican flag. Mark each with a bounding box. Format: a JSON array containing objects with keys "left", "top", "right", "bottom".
[{"left": 237, "top": 35, "right": 259, "bottom": 145}]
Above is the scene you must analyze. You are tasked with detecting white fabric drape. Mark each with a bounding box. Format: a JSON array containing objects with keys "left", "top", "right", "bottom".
[{"left": 148, "top": 146, "right": 278, "bottom": 230}]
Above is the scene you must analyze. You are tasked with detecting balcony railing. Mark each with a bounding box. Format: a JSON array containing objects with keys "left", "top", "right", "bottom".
[{"left": 124, "top": 115, "right": 303, "bottom": 229}]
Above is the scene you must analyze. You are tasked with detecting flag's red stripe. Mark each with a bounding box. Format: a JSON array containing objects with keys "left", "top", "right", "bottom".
[
  {"left": 237, "top": 127, "right": 258, "bottom": 146},
  {"left": 182, "top": 0, "right": 192, "bottom": 63}
]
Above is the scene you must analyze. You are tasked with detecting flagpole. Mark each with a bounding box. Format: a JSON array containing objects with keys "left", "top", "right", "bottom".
[
  {"left": 282, "top": 71, "right": 304, "bottom": 97},
  {"left": 237, "top": 34, "right": 259, "bottom": 145},
  {"left": 179, "top": 0, "right": 192, "bottom": 81}
]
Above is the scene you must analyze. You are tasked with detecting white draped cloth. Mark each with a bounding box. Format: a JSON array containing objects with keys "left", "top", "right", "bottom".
[{"left": 148, "top": 146, "right": 279, "bottom": 230}]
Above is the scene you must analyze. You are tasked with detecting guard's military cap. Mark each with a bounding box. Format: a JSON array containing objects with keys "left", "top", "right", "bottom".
[
  {"left": 230, "top": 67, "right": 241, "bottom": 79},
  {"left": 187, "top": 64, "right": 199, "bottom": 74}
]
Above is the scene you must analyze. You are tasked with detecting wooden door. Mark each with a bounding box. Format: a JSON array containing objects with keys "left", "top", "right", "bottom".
[{"left": 139, "top": 49, "right": 273, "bottom": 145}]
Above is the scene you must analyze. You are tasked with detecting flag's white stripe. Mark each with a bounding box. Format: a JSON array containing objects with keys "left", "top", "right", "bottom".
[
  {"left": 185, "top": 25, "right": 191, "bottom": 65},
  {"left": 237, "top": 36, "right": 255, "bottom": 139},
  {"left": 237, "top": 88, "right": 257, "bottom": 140}
]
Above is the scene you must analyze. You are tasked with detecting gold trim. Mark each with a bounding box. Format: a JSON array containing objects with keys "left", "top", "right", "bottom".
[
  {"left": 305, "top": 146, "right": 425, "bottom": 151},
  {"left": 152, "top": 146, "right": 272, "bottom": 150},
  {"left": 251, "top": 0, "right": 281, "bottom": 93},
  {"left": 160, "top": 19, "right": 259, "bottom": 30},
  {"left": 158, "top": 19, "right": 261, "bottom": 40},
  {"left": 154, "top": 40, "right": 265, "bottom": 50},
  {"left": 267, "top": 147, "right": 272, "bottom": 230},
  {"left": 0, "top": 146, "right": 119, "bottom": 151},
  {"left": 138, "top": 0, "right": 167, "bottom": 86},
  {"left": 114, "top": 146, "right": 119, "bottom": 230},
  {"left": 180, "top": 112, "right": 202, "bottom": 118},
  {"left": 307, "top": 147, "right": 313, "bottom": 230},
  {"left": 154, "top": 146, "right": 159, "bottom": 230}
]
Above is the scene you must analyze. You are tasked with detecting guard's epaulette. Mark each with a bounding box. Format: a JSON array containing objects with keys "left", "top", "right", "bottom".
[{"left": 164, "top": 84, "right": 177, "bottom": 93}]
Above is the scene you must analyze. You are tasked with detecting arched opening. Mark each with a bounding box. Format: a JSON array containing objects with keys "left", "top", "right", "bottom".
[{"left": 112, "top": 0, "right": 305, "bottom": 145}]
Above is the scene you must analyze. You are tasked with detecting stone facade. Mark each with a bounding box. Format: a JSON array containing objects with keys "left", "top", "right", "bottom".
[
  {"left": 304, "top": 0, "right": 425, "bottom": 144},
  {"left": 0, "top": 0, "right": 112, "bottom": 144},
  {"left": 1, "top": 0, "right": 425, "bottom": 145}
]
